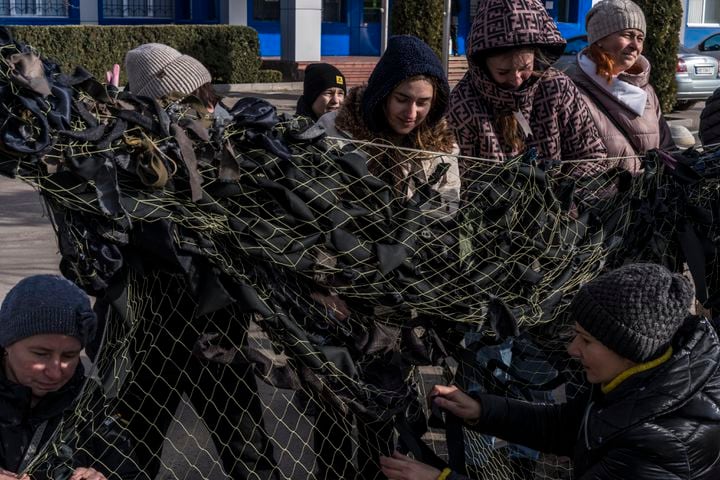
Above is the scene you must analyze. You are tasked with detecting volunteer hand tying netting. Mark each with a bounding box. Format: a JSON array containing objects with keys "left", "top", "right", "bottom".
[{"left": 1, "top": 31, "right": 719, "bottom": 480}]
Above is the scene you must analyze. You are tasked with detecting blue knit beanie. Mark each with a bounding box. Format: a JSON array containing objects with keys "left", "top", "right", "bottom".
[
  {"left": 0, "top": 275, "right": 97, "bottom": 348},
  {"left": 362, "top": 35, "right": 449, "bottom": 133}
]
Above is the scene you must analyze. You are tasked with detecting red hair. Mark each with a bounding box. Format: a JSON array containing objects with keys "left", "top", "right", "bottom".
[{"left": 586, "top": 44, "right": 616, "bottom": 84}]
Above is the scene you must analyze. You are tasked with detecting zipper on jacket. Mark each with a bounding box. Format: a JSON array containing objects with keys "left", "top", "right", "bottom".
[{"left": 582, "top": 400, "right": 594, "bottom": 449}]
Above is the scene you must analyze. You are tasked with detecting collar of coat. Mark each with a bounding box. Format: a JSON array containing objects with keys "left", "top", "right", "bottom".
[
  {"left": 467, "top": 65, "right": 564, "bottom": 118},
  {"left": 0, "top": 361, "right": 85, "bottom": 427},
  {"left": 577, "top": 52, "right": 650, "bottom": 116},
  {"left": 601, "top": 346, "right": 673, "bottom": 394},
  {"left": 585, "top": 316, "right": 720, "bottom": 449}
]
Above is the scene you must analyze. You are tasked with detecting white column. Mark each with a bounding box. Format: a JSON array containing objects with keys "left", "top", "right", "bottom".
[
  {"left": 79, "top": 0, "right": 98, "bottom": 24},
  {"left": 220, "top": 0, "right": 248, "bottom": 25},
  {"left": 281, "top": 0, "right": 322, "bottom": 61}
]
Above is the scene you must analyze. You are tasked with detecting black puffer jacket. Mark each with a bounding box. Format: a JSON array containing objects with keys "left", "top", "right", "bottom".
[
  {"left": 700, "top": 87, "right": 720, "bottom": 148},
  {"left": 450, "top": 316, "right": 720, "bottom": 479},
  {"left": 0, "top": 364, "right": 140, "bottom": 480}
]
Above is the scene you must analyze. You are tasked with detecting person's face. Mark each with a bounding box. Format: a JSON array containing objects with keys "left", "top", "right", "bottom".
[
  {"left": 384, "top": 78, "right": 435, "bottom": 135},
  {"left": 311, "top": 87, "right": 345, "bottom": 118},
  {"left": 596, "top": 29, "right": 644, "bottom": 75},
  {"left": 485, "top": 50, "right": 535, "bottom": 90},
  {"left": 4, "top": 334, "right": 82, "bottom": 398},
  {"left": 567, "top": 323, "right": 636, "bottom": 385}
]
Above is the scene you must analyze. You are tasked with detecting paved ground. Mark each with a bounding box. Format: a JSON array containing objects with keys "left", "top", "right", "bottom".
[{"left": 0, "top": 94, "right": 706, "bottom": 479}]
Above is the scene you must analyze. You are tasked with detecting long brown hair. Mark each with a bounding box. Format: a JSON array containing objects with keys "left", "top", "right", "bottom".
[
  {"left": 481, "top": 47, "right": 548, "bottom": 154},
  {"left": 369, "top": 75, "right": 455, "bottom": 195},
  {"left": 190, "top": 82, "right": 220, "bottom": 108}
]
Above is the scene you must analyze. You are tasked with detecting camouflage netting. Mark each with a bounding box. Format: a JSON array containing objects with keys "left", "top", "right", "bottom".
[{"left": 1, "top": 30, "right": 720, "bottom": 480}]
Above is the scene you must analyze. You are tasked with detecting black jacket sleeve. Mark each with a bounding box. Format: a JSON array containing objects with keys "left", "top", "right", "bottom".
[
  {"left": 700, "top": 87, "right": 720, "bottom": 147},
  {"left": 74, "top": 414, "right": 142, "bottom": 480},
  {"left": 466, "top": 392, "right": 587, "bottom": 457}
]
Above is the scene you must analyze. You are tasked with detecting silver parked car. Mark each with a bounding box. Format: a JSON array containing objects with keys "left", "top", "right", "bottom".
[
  {"left": 555, "top": 35, "right": 720, "bottom": 111},
  {"left": 682, "top": 32, "right": 720, "bottom": 61}
]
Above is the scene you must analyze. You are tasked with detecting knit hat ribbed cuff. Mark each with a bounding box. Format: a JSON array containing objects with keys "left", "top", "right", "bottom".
[
  {"left": 0, "top": 275, "right": 97, "bottom": 348},
  {"left": 586, "top": 0, "right": 646, "bottom": 45},
  {"left": 125, "top": 43, "right": 212, "bottom": 100}
]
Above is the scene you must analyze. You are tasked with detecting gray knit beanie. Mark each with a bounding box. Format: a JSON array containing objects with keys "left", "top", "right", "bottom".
[
  {"left": 570, "top": 263, "right": 693, "bottom": 363},
  {"left": 0, "top": 275, "right": 97, "bottom": 348},
  {"left": 586, "top": 0, "right": 646, "bottom": 45},
  {"left": 125, "top": 43, "right": 212, "bottom": 99}
]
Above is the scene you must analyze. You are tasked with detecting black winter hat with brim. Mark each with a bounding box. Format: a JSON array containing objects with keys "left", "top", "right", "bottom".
[
  {"left": 297, "top": 63, "right": 347, "bottom": 120},
  {"left": 570, "top": 263, "right": 694, "bottom": 363},
  {"left": 362, "top": 35, "right": 449, "bottom": 133}
]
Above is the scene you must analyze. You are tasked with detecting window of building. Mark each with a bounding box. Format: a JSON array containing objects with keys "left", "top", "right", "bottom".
[
  {"left": 363, "top": 0, "right": 381, "bottom": 23},
  {"left": 253, "top": 0, "right": 280, "bottom": 21},
  {"left": 688, "top": 0, "right": 720, "bottom": 25},
  {"left": 555, "top": 0, "right": 578, "bottom": 24},
  {"left": 0, "top": 0, "right": 67, "bottom": 16},
  {"left": 103, "top": 0, "right": 174, "bottom": 18},
  {"left": 323, "top": 0, "right": 345, "bottom": 23}
]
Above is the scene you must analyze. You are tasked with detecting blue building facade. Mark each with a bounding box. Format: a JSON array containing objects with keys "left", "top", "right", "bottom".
[{"left": 0, "top": 0, "right": 716, "bottom": 55}]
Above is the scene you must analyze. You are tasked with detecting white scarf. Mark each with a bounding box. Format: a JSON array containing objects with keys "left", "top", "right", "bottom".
[{"left": 579, "top": 53, "right": 648, "bottom": 117}]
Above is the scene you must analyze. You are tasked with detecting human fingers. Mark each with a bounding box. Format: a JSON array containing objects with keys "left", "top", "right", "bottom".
[
  {"left": 429, "top": 384, "right": 459, "bottom": 398},
  {"left": 111, "top": 64, "right": 120, "bottom": 87},
  {"left": 433, "top": 390, "right": 481, "bottom": 420},
  {"left": 381, "top": 452, "right": 442, "bottom": 480},
  {"left": 70, "top": 468, "right": 106, "bottom": 480},
  {"left": 379, "top": 453, "right": 413, "bottom": 480}
]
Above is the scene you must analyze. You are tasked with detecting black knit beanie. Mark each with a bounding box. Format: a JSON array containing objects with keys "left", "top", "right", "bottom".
[
  {"left": 362, "top": 35, "right": 449, "bottom": 133},
  {"left": 0, "top": 275, "right": 97, "bottom": 348},
  {"left": 570, "top": 263, "right": 694, "bottom": 363},
  {"left": 297, "top": 63, "right": 347, "bottom": 119}
]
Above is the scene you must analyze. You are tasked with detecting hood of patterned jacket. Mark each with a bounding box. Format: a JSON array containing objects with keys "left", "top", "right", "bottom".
[{"left": 449, "top": 0, "right": 606, "bottom": 174}]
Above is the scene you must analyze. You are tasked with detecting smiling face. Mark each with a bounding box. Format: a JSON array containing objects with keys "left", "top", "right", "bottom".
[
  {"left": 383, "top": 78, "right": 435, "bottom": 136},
  {"left": 567, "top": 323, "right": 636, "bottom": 385},
  {"left": 596, "top": 29, "right": 644, "bottom": 75},
  {"left": 4, "top": 334, "right": 82, "bottom": 399},
  {"left": 485, "top": 49, "right": 535, "bottom": 90},
  {"left": 311, "top": 87, "right": 345, "bottom": 118}
]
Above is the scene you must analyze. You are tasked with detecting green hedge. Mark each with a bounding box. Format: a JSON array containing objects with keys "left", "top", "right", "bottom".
[
  {"left": 256, "top": 69, "right": 283, "bottom": 83},
  {"left": 391, "top": 0, "right": 445, "bottom": 59},
  {"left": 633, "top": 0, "right": 683, "bottom": 112},
  {"left": 10, "top": 24, "right": 261, "bottom": 85}
]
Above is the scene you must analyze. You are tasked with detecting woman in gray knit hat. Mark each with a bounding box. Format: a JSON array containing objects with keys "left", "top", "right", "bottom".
[
  {"left": 567, "top": 0, "right": 675, "bottom": 178},
  {"left": 0, "top": 275, "right": 139, "bottom": 480},
  {"left": 380, "top": 263, "right": 720, "bottom": 480},
  {"left": 110, "top": 42, "right": 281, "bottom": 480},
  {"left": 124, "top": 43, "right": 218, "bottom": 108}
]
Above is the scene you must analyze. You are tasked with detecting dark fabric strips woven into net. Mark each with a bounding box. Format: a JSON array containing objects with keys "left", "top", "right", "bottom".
[{"left": 2, "top": 32, "right": 720, "bottom": 480}]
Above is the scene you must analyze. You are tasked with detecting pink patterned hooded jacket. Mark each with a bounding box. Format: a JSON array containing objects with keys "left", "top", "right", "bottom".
[{"left": 448, "top": 0, "right": 606, "bottom": 178}]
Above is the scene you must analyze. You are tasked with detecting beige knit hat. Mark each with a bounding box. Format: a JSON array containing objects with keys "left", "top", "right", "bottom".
[
  {"left": 586, "top": 0, "right": 646, "bottom": 45},
  {"left": 125, "top": 43, "right": 212, "bottom": 99}
]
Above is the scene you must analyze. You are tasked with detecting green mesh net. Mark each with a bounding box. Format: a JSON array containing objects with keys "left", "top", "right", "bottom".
[{"left": 1, "top": 35, "right": 719, "bottom": 480}]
